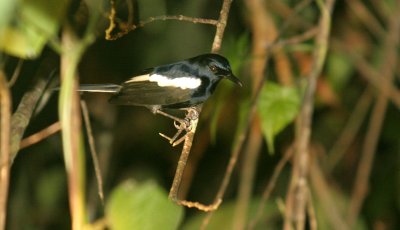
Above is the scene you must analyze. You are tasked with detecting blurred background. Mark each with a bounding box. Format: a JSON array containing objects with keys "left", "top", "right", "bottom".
[{"left": 1, "top": 0, "right": 399, "bottom": 229}]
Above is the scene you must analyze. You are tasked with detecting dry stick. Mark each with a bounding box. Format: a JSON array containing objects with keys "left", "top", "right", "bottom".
[
  {"left": 271, "top": 27, "right": 319, "bottom": 51},
  {"left": 324, "top": 87, "right": 373, "bottom": 172},
  {"left": 20, "top": 122, "right": 61, "bottom": 149},
  {"left": 211, "top": 0, "right": 233, "bottom": 53},
  {"left": 168, "top": 0, "right": 233, "bottom": 212},
  {"left": 306, "top": 186, "right": 317, "bottom": 230},
  {"left": 333, "top": 40, "right": 400, "bottom": 109},
  {"left": 346, "top": 0, "right": 386, "bottom": 38},
  {"left": 248, "top": 147, "right": 294, "bottom": 230},
  {"left": 234, "top": 122, "right": 263, "bottom": 230},
  {"left": 283, "top": 0, "right": 335, "bottom": 229},
  {"left": 233, "top": 0, "right": 273, "bottom": 227},
  {"left": 168, "top": 106, "right": 222, "bottom": 211},
  {"left": 106, "top": 14, "right": 218, "bottom": 40},
  {"left": 309, "top": 158, "right": 348, "bottom": 229},
  {"left": 348, "top": 5, "right": 400, "bottom": 226},
  {"left": 0, "top": 71, "right": 11, "bottom": 230},
  {"left": 201, "top": 78, "right": 266, "bottom": 228},
  {"left": 274, "top": 0, "right": 313, "bottom": 39},
  {"left": 81, "top": 101, "right": 104, "bottom": 204}
]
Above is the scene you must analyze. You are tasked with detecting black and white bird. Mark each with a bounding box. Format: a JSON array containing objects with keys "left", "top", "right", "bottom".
[{"left": 78, "top": 53, "right": 242, "bottom": 113}]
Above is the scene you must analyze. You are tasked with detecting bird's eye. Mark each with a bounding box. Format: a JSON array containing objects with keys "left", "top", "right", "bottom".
[{"left": 209, "top": 65, "right": 218, "bottom": 72}]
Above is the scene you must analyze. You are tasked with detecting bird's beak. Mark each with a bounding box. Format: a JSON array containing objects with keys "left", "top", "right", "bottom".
[{"left": 226, "top": 73, "right": 243, "bottom": 87}]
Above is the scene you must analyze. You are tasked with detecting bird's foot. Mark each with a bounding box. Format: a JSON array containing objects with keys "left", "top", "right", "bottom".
[{"left": 157, "top": 107, "right": 198, "bottom": 146}]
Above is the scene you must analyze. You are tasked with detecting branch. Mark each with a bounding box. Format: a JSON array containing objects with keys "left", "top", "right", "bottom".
[
  {"left": 106, "top": 11, "right": 218, "bottom": 40},
  {"left": 10, "top": 76, "right": 48, "bottom": 162},
  {"left": 332, "top": 40, "right": 400, "bottom": 109},
  {"left": 284, "top": 0, "right": 335, "bottom": 229},
  {"left": 81, "top": 100, "right": 104, "bottom": 204},
  {"left": 167, "top": 0, "right": 234, "bottom": 213},
  {"left": 348, "top": 3, "right": 400, "bottom": 225},
  {"left": 20, "top": 122, "right": 61, "bottom": 150},
  {"left": 324, "top": 87, "right": 373, "bottom": 172},
  {"left": 248, "top": 146, "right": 294, "bottom": 229},
  {"left": 0, "top": 70, "right": 11, "bottom": 230},
  {"left": 211, "top": 0, "right": 234, "bottom": 53}
]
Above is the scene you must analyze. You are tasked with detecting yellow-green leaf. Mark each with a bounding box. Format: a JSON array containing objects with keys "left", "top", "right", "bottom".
[
  {"left": 106, "top": 180, "right": 183, "bottom": 230},
  {"left": 258, "top": 82, "right": 300, "bottom": 154},
  {"left": 0, "top": 0, "right": 69, "bottom": 59}
]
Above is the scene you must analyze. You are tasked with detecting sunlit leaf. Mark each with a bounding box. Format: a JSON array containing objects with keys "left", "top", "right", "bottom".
[
  {"left": 0, "top": 0, "right": 69, "bottom": 59},
  {"left": 106, "top": 180, "right": 183, "bottom": 230},
  {"left": 258, "top": 82, "right": 300, "bottom": 154},
  {"left": 0, "top": 0, "right": 15, "bottom": 36}
]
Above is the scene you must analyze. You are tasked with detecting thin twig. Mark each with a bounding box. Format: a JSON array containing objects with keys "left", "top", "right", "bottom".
[
  {"left": 106, "top": 14, "right": 218, "bottom": 40},
  {"left": 346, "top": 0, "right": 386, "bottom": 38},
  {"left": 306, "top": 186, "right": 317, "bottom": 230},
  {"left": 284, "top": 0, "right": 335, "bottom": 229},
  {"left": 7, "top": 59, "right": 23, "bottom": 87},
  {"left": 309, "top": 156, "right": 348, "bottom": 229},
  {"left": 270, "top": 26, "right": 319, "bottom": 51},
  {"left": 0, "top": 70, "right": 11, "bottom": 230},
  {"left": 233, "top": 122, "right": 263, "bottom": 230},
  {"left": 201, "top": 77, "right": 266, "bottom": 229},
  {"left": 168, "top": 0, "right": 233, "bottom": 213},
  {"left": 332, "top": 40, "right": 400, "bottom": 109},
  {"left": 348, "top": 4, "right": 400, "bottom": 225},
  {"left": 248, "top": 146, "right": 294, "bottom": 230},
  {"left": 211, "top": 0, "right": 234, "bottom": 53},
  {"left": 232, "top": 0, "right": 273, "bottom": 227},
  {"left": 324, "top": 87, "right": 373, "bottom": 172},
  {"left": 275, "top": 0, "right": 313, "bottom": 38},
  {"left": 20, "top": 122, "right": 61, "bottom": 149},
  {"left": 81, "top": 100, "right": 104, "bottom": 204},
  {"left": 168, "top": 106, "right": 221, "bottom": 211}
]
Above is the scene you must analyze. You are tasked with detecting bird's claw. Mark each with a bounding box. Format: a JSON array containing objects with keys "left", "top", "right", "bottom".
[{"left": 157, "top": 107, "right": 198, "bottom": 147}]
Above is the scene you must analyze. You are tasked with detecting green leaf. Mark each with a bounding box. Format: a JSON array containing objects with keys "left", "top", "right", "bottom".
[
  {"left": 0, "top": 0, "right": 69, "bottom": 58},
  {"left": 258, "top": 83, "right": 300, "bottom": 154},
  {"left": 106, "top": 180, "right": 183, "bottom": 230}
]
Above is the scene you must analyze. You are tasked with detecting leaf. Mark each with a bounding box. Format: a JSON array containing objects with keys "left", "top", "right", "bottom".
[
  {"left": 0, "top": 0, "right": 69, "bottom": 59},
  {"left": 106, "top": 180, "right": 183, "bottom": 230},
  {"left": 258, "top": 83, "right": 300, "bottom": 154}
]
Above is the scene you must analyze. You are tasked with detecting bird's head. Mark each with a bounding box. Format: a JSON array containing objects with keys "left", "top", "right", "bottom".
[{"left": 195, "top": 54, "right": 242, "bottom": 87}]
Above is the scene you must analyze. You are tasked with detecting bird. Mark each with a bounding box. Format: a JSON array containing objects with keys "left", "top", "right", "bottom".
[
  {"left": 77, "top": 53, "right": 242, "bottom": 112},
  {"left": 77, "top": 53, "right": 241, "bottom": 145}
]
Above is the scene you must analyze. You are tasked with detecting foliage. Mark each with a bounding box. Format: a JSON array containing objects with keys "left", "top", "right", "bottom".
[
  {"left": 106, "top": 180, "right": 183, "bottom": 230},
  {"left": 1, "top": 0, "right": 399, "bottom": 229}
]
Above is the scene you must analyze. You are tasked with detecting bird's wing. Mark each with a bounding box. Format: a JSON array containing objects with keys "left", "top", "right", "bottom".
[{"left": 109, "top": 73, "right": 195, "bottom": 106}]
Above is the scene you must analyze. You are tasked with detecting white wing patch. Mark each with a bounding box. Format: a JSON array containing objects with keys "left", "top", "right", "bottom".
[
  {"left": 126, "top": 73, "right": 201, "bottom": 89},
  {"left": 149, "top": 74, "right": 201, "bottom": 89}
]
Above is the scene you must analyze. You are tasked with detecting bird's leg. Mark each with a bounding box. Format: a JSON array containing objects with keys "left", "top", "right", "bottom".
[
  {"left": 157, "top": 107, "right": 199, "bottom": 146},
  {"left": 155, "top": 110, "right": 186, "bottom": 124}
]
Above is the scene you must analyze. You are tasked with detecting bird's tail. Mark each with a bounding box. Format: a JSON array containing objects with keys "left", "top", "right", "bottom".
[{"left": 77, "top": 84, "right": 121, "bottom": 93}]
